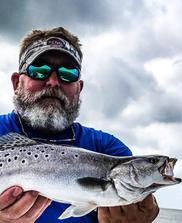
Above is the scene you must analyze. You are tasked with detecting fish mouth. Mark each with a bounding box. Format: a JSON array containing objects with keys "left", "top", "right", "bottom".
[{"left": 159, "top": 158, "right": 181, "bottom": 184}]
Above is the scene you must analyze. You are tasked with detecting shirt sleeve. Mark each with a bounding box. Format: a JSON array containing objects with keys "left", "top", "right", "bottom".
[{"left": 97, "top": 130, "right": 133, "bottom": 157}]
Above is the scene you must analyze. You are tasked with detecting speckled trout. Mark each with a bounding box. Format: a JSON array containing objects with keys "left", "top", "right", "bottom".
[{"left": 0, "top": 133, "right": 181, "bottom": 219}]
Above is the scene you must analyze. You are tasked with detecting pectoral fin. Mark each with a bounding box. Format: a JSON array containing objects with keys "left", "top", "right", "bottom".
[
  {"left": 58, "top": 203, "right": 97, "bottom": 219},
  {"left": 77, "top": 177, "right": 111, "bottom": 191}
]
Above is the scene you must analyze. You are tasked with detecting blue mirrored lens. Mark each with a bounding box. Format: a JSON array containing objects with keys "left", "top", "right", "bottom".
[
  {"left": 27, "top": 65, "right": 51, "bottom": 79},
  {"left": 58, "top": 67, "right": 79, "bottom": 82}
]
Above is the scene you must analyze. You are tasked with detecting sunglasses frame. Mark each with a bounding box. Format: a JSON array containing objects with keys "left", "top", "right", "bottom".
[{"left": 23, "top": 64, "right": 81, "bottom": 83}]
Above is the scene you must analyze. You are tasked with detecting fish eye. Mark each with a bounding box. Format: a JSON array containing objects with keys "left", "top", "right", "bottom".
[{"left": 148, "top": 157, "right": 159, "bottom": 164}]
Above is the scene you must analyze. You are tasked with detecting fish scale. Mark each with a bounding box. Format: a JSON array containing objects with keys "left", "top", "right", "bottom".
[{"left": 0, "top": 132, "right": 181, "bottom": 219}]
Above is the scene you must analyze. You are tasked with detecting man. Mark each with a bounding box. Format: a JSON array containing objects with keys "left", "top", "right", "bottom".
[{"left": 0, "top": 27, "right": 159, "bottom": 223}]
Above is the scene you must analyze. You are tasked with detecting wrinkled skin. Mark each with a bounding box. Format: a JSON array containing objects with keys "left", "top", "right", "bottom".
[
  {"left": 98, "top": 195, "right": 159, "bottom": 223},
  {"left": 0, "top": 186, "right": 51, "bottom": 223}
]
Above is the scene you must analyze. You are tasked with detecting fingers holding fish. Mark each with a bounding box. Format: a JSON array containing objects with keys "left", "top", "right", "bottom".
[
  {"left": 138, "top": 194, "right": 158, "bottom": 210},
  {"left": 98, "top": 206, "right": 126, "bottom": 223},
  {"left": 0, "top": 186, "right": 23, "bottom": 210},
  {"left": 98, "top": 195, "right": 159, "bottom": 223},
  {"left": 98, "top": 206, "right": 135, "bottom": 223},
  {"left": 0, "top": 190, "right": 39, "bottom": 220},
  {"left": 97, "top": 207, "right": 111, "bottom": 223},
  {"left": 98, "top": 205, "right": 137, "bottom": 223},
  {"left": 120, "top": 195, "right": 159, "bottom": 223},
  {"left": 119, "top": 204, "right": 146, "bottom": 223},
  {"left": 138, "top": 194, "right": 159, "bottom": 222},
  {"left": 0, "top": 191, "right": 51, "bottom": 223},
  {"left": 20, "top": 195, "right": 52, "bottom": 220}
]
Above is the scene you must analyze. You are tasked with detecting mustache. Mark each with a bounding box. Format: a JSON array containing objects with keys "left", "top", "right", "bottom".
[{"left": 28, "top": 88, "right": 69, "bottom": 105}]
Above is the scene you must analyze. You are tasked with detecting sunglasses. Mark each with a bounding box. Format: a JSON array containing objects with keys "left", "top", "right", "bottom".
[{"left": 26, "top": 65, "right": 80, "bottom": 83}]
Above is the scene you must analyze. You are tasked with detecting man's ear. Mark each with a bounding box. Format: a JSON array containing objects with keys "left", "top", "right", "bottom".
[
  {"left": 11, "top": 72, "right": 20, "bottom": 91},
  {"left": 79, "top": 80, "right": 84, "bottom": 92}
]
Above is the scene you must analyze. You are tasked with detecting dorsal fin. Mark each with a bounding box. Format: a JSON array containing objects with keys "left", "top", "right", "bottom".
[{"left": 0, "top": 133, "right": 38, "bottom": 150}]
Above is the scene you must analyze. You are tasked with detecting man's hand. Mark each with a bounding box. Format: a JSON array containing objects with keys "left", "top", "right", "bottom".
[
  {"left": 0, "top": 186, "right": 51, "bottom": 223},
  {"left": 98, "top": 194, "right": 159, "bottom": 223}
]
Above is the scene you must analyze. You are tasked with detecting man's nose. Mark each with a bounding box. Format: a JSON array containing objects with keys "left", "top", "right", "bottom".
[{"left": 46, "top": 72, "right": 60, "bottom": 88}]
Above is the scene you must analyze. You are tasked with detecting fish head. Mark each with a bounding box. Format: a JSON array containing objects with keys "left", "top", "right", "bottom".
[
  {"left": 111, "top": 155, "right": 181, "bottom": 204},
  {"left": 129, "top": 155, "right": 181, "bottom": 188},
  {"left": 111, "top": 155, "right": 181, "bottom": 191}
]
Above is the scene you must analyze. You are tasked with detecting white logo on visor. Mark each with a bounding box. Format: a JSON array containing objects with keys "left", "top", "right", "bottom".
[{"left": 47, "top": 37, "right": 65, "bottom": 48}]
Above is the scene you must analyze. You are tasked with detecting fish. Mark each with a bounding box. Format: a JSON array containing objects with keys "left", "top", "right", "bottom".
[{"left": 0, "top": 132, "right": 181, "bottom": 219}]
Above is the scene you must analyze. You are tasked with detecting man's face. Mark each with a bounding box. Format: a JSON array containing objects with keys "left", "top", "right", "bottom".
[{"left": 12, "top": 51, "right": 83, "bottom": 133}]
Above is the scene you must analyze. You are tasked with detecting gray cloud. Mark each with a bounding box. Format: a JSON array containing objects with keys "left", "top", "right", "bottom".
[
  {"left": 95, "top": 58, "right": 156, "bottom": 117},
  {"left": 133, "top": 28, "right": 182, "bottom": 63},
  {"left": 150, "top": 91, "right": 182, "bottom": 123},
  {"left": 0, "top": 0, "right": 28, "bottom": 41},
  {"left": 1, "top": 0, "right": 181, "bottom": 65},
  {"left": 0, "top": 0, "right": 153, "bottom": 40},
  {"left": 117, "top": 88, "right": 182, "bottom": 128}
]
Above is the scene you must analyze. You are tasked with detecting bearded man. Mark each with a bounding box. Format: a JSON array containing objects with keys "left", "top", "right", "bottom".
[{"left": 0, "top": 27, "right": 159, "bottom": 223}]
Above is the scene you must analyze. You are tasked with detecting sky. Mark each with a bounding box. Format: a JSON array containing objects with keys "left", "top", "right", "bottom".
[{"left": 0, "top": 0, "right": 182, "bottom": 210}]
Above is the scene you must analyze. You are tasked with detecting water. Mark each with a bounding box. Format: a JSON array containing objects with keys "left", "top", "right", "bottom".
[{"left": 154, "top": 208, "right": 182, "bottom": 223}]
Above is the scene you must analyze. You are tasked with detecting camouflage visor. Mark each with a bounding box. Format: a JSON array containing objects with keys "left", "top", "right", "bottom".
[{"left": 19, "top": 37, "right": 82, "bottom": 73}]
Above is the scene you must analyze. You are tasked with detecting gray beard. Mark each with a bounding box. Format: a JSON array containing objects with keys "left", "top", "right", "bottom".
[{"left": 13, "top": 87, "right": 81, "bottom": 132}]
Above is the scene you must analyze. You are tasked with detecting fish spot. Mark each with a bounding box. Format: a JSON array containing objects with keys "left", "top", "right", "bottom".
[
  {"left": 23, "top": 149, "right": 26, "bottom": 152},
  {"left": 27, "top": 152, "right": 31, "bottom": 155},
  {"left": 41, "top": 150, "right": 45, "bottom": 153},
  {"left": 8, "top": 158, "right": 11, "bottom": 162},
  {"left": 20, "top": 149, "right": 23, "bottom": 152},
  {"left": 34, "top": 154, "right": 39, "bottom": 158},
  {"left": 74, "top": 154, "right": 79, "bottom": 158},
  {"left": 14, "top": 156, "right": 18, "bottom": 160},
  {"left": 4, "top": 153, "right": 10, "bottom": 157},
  {"left": 11, "top": 148, "right": 15, "bottom": 150},
  {"left": 45, "top": 154, "right": 49, "bottom": 158},
  {"left": 51, "top": 148, "right": 54, "bottom": 151},
  {"left": 0, "top": 163, "right": 3, "bottom": 167},
  {"left": 36, "top": 147, "right": 40, "bottom": 150},
  {"left": 21, "top": 160, "right": 26, "bottom": 164},
  {"left": 61, "top": 151, "right": 65, "bottom": 155}
]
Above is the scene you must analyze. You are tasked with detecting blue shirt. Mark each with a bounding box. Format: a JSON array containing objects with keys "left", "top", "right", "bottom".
[{"left": 0, "top": 111, "right": 132, "bottom": 223}]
